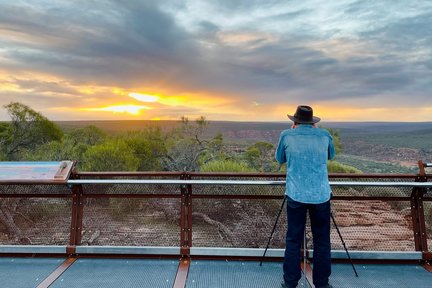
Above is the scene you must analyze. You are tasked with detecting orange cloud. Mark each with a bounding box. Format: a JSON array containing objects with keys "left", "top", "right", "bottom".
[
  {"left": 81, "top": 105, "right": 151, "bottom": 115},
  {"left": 128, "top": 92, "right": 160, "bottom": 102}
]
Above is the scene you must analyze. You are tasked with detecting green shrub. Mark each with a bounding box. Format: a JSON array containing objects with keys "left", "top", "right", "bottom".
[
  {"left": 200, "top": 160, "right": 256, "bottom": 172},
  {"left": 82, "top": 140, "right": 139, "bottom": 171},
  {"left": 328, "top": 160, "right": 362, "bottom": 173}
]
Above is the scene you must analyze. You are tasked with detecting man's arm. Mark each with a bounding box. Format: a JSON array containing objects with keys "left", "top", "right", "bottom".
[{"left": 275, "top": 134, "right": 287, "bottom": 164}]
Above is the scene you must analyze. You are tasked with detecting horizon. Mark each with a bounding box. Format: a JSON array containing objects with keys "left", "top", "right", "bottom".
[
  {"left": 53, "top": 119, "right": 432, "bottom": 124},
  {"left": 3, "top": 117, "right": 432, "bottom": 124},
  {"left": 1, "top": 1, "right": 432, "bottom": 122}
]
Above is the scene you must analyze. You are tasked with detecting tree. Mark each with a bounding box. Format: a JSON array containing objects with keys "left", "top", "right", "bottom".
[
  {"left": 121, "top": 128, "right": 167, "bottom": 171},
  {"left": 244, "top": 141, "right": 278, "bottom": 172},
  {"left": 163, "top": 116, "right": 225, "bottom": 171},
  {"left": 81, "top": 140, "right": 139, "bottom": 171},
  {"left": 67, "top": 125, "right": 107, "bottom": 146},
  {"left": 0, "top": 102, "right": 63, "bottom": 160},
  {"left": 0, "top": 103, "right": 64, "bottom": 241},
  {"left": 21, "top": 126, "right": 107, "bottom": 169}
]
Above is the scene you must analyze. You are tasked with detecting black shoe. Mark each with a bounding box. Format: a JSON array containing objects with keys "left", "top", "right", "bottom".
[{"left": 316, "top": 285, "right": 333, "bottom": 288}]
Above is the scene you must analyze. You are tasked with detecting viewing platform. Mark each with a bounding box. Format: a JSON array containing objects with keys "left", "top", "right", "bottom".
[{"left": 0, "top": 161, "right": 431, "bottom": 287}]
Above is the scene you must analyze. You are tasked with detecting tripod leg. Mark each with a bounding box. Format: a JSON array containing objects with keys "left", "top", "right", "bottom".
[
  {"left": 303, "top": 220, "right": 307, "bottom": 287},
  {"left": 330, "top": 212, "right": 359, "bottom": 277},
  {"left": 260, "top": 196, "right": 287, "bottom": 266}
]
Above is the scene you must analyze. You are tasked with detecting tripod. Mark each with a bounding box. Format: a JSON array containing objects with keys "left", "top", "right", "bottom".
[
  {"left": 260, "top": 196, "right": 286, "bottom": 266},
  {"left": 330, "top": 211, "right": 358, "bottom": 277},
  {"left": 259, "top": 196, "right": 308, "bottom": 287},
  {"left": 260, "top": 197, "right": 359, "bottom": 277}
]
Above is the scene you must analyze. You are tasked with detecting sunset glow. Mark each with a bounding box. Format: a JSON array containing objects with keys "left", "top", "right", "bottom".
[
  {"left": 128, "top": 93, "right": 160, "bottom": 103},
  {"left": 0, "top": 1, "right": 431, "bottom": 122},
  {"left": 81, "top": 105, "right": 150, "bottom": 115}
]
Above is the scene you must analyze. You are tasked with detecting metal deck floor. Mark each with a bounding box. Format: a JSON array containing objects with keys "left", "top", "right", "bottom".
[
  {"left": 50, "top": 258, "right": 178, "bottom": 288},
  {"left": 186, "top": 260, "right": 302, "bottom": 288},
  {"left": 330, "top": 263, "right": 431, "bottom": 288},
  {"left": 0, "top": 258, "right": 431, "bottom": 287},
  {"left": 0, "top": 257, "right": 64, "bottom": 288}
]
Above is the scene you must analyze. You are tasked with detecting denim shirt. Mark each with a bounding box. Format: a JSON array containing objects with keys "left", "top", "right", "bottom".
[{"left": 275, "top": 124, "right": 335, "bottom": 204}]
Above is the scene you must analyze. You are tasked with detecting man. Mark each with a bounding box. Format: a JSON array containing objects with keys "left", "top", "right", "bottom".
[{"left": 275, "top": 105, "right": 335, "bottom": 288}]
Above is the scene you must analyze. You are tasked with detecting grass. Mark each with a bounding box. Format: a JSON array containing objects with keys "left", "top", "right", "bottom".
[{"left": 335, "top": 154, "right": 418, "bottom": 174}]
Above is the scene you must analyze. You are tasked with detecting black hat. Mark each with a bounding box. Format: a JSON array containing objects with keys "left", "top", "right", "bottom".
[{"left": 288, "top": 105, "right": 320, "bottom": 124}]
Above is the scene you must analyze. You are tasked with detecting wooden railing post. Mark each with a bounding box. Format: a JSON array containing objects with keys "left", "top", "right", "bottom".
[
  {"left": 411, "top": 177, "right": 428, "bottom": 252},
  {"left": 180, "top": 173, "right": 192, "bottom": 257},
  {"left": 411, "top": 162, "right": 428, "bottom": 255},
  {"left": 417, "top": 160, "right": 431, "bottom": 271},
  {"left": 68, "top": 183, "right": 84, "bottom": 255}
]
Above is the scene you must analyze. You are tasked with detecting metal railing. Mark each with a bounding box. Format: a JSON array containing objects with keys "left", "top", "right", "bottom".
[{"left": 0, "top": 171, "right": 431, "bottom": 264}]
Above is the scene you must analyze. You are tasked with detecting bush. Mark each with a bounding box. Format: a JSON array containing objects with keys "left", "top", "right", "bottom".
[
  {"left": 82, "top": 140, "right": 139, "bottom": 171},
  {"left": 328, "top": 160, "right": 362, "bottom": 173},
  {"left": 200, "top": 160, "right": 256, "bottom": 172}
]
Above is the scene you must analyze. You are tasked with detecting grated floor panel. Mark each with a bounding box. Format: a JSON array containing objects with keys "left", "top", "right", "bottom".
[
  {"left": 329, "top": 263, "right": 432, "bottom": 288},
  {"left": 1, "top": 257, "right": 430, "bottom": 288},
  {"left": 186, "top": 260, "right": 311, "bottom": 288},
  {"left": 50, "top": 258, "right": 178, "bottom": 288},
  {"left": 0, "top": 257, "right": 64, "bottom": 288}
]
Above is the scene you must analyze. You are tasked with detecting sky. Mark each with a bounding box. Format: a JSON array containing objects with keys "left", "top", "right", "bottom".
[{"left": 0, "top": 0, "right": 431, "bottom": 122}]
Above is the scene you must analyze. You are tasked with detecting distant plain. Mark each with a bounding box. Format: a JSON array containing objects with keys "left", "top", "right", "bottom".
[{"left": 57, "top": 120, "right": 432, "bottom": 174}]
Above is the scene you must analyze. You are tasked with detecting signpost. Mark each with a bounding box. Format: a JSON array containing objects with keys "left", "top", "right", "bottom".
[{"left": 0, "top": 161, "right": 74, "bottom": 183}]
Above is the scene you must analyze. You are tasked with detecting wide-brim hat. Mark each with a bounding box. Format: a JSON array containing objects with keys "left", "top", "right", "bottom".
[{"left": 288, "top": 105, "right": 321, "bottom": 124}]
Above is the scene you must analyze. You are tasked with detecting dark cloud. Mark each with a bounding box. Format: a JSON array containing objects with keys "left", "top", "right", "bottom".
[
  {"left": 0, "top": 0, "right": 431, "bottom": 117},
  {"left": 10, "top": 78, "right": 80, "bottom": 95},
  {"left": 0, "top": 0, "right": 199, "bottom": 86}
]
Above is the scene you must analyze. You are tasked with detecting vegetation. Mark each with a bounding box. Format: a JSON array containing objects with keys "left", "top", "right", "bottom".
[
  {"left": 0, "top": 102, "right": 63, "bottom": 160},
  {"left": 1, "top": 102, "right": 430, "bottom": 248},
  {"left": 244, "top": 141, "right": 278, "bottom": 172},
  {"left": 328, "top": 160, "right": 362, "bottom": 173},
  {"left": 0, "top": 102, "right": 359, "bottom": 174},
  {"left": 200, "top": 160, "right": 255, "bottom": 172},
  {"left": 335, "top": 154, "right": 417, "bottom": 174}
]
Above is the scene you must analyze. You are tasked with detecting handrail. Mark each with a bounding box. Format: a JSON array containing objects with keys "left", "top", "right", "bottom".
[
  {"left": 67, "top": 179, "right": 432, "bottom": 187},
  {"left": 1, "top": 172, "right": 430, "bottom": 261},
  {"left": 76, "top": 172, "right": 422, "bottom": 178}
]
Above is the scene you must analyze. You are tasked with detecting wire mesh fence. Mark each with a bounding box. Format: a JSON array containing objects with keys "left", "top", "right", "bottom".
[
  {"left": 0, "top": 197, "right": 72, "bottom": 245},
  {"left": 191, "top": 198, "right": 286, "bottom": 248},
  {"left": 80, "top": 197, "right": 180, "bottom": 246},
  {"left": 423, "top": 200, "right": 432, "bottom": 250},
  {"left": 0, "top": 172, "right": 430, "bottom": 257},
  {"left": 0, "top": 184, "right": 71, "bottom": 195}
]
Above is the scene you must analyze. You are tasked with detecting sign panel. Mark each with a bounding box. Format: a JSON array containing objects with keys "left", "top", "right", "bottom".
[{"left": 0, "top": 161, "right": 74, "bottom": 182}]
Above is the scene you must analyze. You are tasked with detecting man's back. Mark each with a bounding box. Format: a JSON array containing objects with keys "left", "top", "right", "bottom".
[{"left": 275, "top": 124, "right": 335, "bottom": 204}]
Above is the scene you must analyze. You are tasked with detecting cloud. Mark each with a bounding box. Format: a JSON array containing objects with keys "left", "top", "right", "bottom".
[{"left": 0, "top": 0, "right": 431, "bottom": 121}]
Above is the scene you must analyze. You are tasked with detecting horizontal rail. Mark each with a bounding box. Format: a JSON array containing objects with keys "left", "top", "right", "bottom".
[
  {"left": 0, "top": 245, "right": 66, "bottom": 254},
  {"left": 189, "top": 248, "right": 423, "bottom": 260},
  {"left": 0, "top": 245, "right": 421, "bottom": 260},
  {"left": 67, "top": 179, "right": 432, "bottom": 187},
  {"left": 76, "top": 171, "right": 420, "bottom": 178},
  {"left": 76, "top": 246, "right": 180, "bottom": 255}
]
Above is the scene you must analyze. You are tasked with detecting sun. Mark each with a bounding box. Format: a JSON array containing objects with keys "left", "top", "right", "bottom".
[
  {"left": 81, "top": 105, "right": 150, "bottom": 115},
  {"left": 128, "top": 92, "right": 160, "bottom": 102}
]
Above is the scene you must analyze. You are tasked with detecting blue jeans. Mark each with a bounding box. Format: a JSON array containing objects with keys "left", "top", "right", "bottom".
[{"left": 283, "top": 198, "right": 331, "bottom": 287}]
